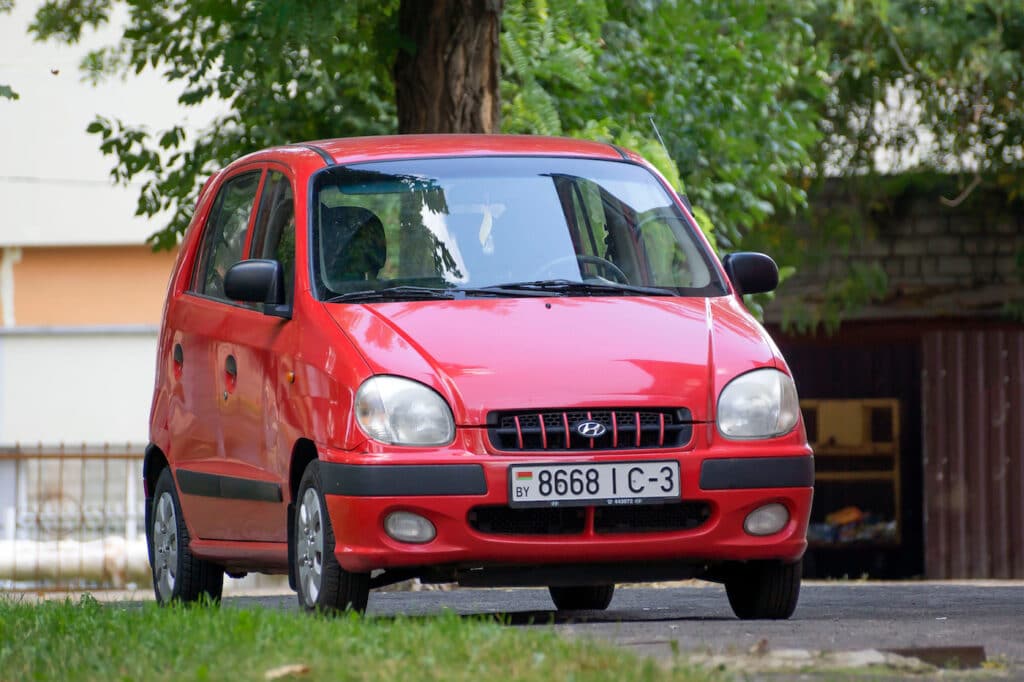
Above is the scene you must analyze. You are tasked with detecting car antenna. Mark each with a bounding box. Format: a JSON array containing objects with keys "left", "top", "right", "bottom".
[
  {"left": 648, "top": 114, "right": 669, "bottom": 157},
  {"left": 648, "top": 114, "right": 693, "bottom": 212}
]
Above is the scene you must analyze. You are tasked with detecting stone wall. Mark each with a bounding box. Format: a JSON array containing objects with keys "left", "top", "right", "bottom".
[
  {"left": 869, "top": 192, "right": 1021, "bottom": 289},
  {"left": 765, "top": 176, "right": 1024, "bottom": 323}
]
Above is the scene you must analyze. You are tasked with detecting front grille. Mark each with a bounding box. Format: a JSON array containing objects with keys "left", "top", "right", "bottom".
[
  {"left": 468, "top": 506, "right": 586, "bottom": 535},
  {"left": 488, "top": 408, "right": 692, "bottom": 452},
  {"left": 594, "top": 502, "right": 711, "bottom": 534},
  {"left": 467, "top": 502, "right": 711, "bottom": 536}
]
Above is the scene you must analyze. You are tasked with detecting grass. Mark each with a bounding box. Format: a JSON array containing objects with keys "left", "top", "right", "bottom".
[{"left": 0, "top": 596, "right": 721, "bottom": 682}]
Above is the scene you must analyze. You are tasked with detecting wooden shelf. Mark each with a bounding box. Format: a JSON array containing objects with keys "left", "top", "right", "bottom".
[{"left": 802, "top": 398, "right": 902, "bottom": 547}]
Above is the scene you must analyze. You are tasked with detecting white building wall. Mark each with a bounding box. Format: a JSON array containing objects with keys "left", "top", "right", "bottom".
[
  {"left": 0, "top": 0, "right": 209, "bottom": 448},
  {"left": 0, "top": 327, "right": 157, "bottom": 446},
  {"left": 0, "top": 0, "right": 222, "bottom": 248},
  {"left": 0, "top": 5, "right": 286, "bottom": 590}
]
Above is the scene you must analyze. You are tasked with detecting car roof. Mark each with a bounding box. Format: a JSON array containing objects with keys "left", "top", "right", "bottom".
[{"left": 294, "top": 134, "right": 632, "bottom": 165}]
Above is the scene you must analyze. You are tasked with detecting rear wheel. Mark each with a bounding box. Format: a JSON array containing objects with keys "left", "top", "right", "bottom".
[
  {"left": 548, "top": 584, "right": 615, "bottom": 611},
  {"left": 293, "top": 460, "right": 370, "bottom": 613},
  {"left": 149, "top": 468, "right": 223, "bottom": 604},
  {"left": 724, "top": 560, "right": 801, "bottom": 620}
]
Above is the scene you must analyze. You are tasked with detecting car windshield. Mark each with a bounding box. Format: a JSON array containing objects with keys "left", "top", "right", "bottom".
[{"left": 311, "top": 156, "right": 725, "bottom": 300}]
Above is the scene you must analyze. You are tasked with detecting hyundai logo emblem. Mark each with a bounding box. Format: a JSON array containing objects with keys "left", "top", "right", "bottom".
[{"left": 575, "top": 420, "right": 607, "bottom": 438}]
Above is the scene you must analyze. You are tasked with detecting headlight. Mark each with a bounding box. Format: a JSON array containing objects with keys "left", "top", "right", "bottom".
[
  {"left": 717, "top": 368, "right": 799, "bottom": 439},
  {"left": 355, "top": 376, "right": 455, "bottom": 446}
]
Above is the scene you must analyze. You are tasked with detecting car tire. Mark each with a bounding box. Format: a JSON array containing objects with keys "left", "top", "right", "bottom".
[
  {"left": 724, "top": 559, "right": 801, "bottom": 620},
  {"left": 548, "top": 584, "right": 615, "bottom": 611},
  {"left": 149, "top": 467, "right": 224, "bottom": 604},
  {"left": 294, "top": 460, "right": 370, "bottom": 613}
]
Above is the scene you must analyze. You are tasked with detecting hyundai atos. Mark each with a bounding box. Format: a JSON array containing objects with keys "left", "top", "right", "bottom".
[{"left": 146, "top": 134, "right": 813, "bottom": 619}]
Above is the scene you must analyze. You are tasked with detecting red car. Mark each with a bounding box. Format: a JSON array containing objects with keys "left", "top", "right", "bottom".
[{"left": 146, "top": 134, "right": 813, "bottom": 619}]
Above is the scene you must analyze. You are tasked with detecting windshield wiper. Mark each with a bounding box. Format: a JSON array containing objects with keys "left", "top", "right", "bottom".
[
  {"left": 324, "top": 280, "right": 670, "bottom": 303},
  {"left": 453, "top": 285, "right": 550, "bottom": 298},
  {"left": 325, "top": 286, "right": 457, "bottom": 303},
  {"left": 325, "top": 284, "right": 550, "bottom": 303},
  {"left": 481, "top": 279, "right": 677, "bottom": 297}
]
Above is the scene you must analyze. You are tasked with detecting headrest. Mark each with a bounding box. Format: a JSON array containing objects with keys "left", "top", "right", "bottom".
[{"left": 321, "top": 205, "right": 386, "bottom": 282}]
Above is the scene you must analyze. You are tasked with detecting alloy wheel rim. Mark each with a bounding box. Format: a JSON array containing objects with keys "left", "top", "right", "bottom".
[
  {"left": 153, "top": 492, "right": 178, "bottom": 601},
  {"left": 296, "top": 487, "right": 324, "bottom": 607}
]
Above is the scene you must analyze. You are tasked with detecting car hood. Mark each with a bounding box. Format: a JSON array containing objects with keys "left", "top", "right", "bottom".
[{"left": 324, "top": 295, "right": 778, "bottom": 425}]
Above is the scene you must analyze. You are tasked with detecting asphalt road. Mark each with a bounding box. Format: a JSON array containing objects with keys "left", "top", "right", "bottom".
[{"left": 235, "top": 582, "right": 1024, "bottom": 673}]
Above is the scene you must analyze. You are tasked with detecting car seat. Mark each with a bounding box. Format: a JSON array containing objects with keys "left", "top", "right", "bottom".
[{"left": 320, "top": 206, "right": 387, "bottom": 288}]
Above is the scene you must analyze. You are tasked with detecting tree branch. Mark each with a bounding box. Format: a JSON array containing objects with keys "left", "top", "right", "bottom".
[
  {"left": 940, "top": 173, "right": 982, "bottom": 207},
  {"left": 883, "top": 23, "right": 915, "bottom": 75}
]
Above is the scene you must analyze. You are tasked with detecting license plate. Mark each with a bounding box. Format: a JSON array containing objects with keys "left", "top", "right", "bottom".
[{"left": 508, "top": 461, "right": 680, "bottom": 508}]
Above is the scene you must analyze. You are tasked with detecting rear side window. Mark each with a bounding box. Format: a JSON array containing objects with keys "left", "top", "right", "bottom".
[
  {"left": 192, "top": 171, "right": 261, "bottom": 300},
  {"left": 250, "top": 170, "right": 296, "bottom": 305}
]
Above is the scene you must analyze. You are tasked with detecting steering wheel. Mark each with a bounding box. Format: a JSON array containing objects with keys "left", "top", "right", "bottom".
[{"left": 532, "top": 253, "right": 629, "bottom": 284}]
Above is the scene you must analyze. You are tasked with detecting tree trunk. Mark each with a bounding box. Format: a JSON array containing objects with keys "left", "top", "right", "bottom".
[{"left": 393, "top": 0, "right": 503, "bottom": 134}]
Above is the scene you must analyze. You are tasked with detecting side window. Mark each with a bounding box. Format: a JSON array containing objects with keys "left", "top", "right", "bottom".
[
  {"left": 569, "top": 180, "right": 610, "bottom": 260},
  {"left": 634, "top": 208, "right": 706, "bottom": 287},
  {"left": 250, "top": 171, "right": 296, "bottom": 304},
  {"left": 192, "top": 171, "right": 261, "bottom": 300}
]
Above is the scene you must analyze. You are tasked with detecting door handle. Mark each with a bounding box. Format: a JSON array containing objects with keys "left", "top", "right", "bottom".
[
  {"left": 223, "top": 354, "right": 237, "bottom": 401},
  {"left": 172, "top": 343, "right": 184, "bottom": 379}
]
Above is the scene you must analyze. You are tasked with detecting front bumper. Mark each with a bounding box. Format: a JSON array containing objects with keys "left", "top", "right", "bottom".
[{"left": 320, "top": 450, "right": 813, "bottom": 574}]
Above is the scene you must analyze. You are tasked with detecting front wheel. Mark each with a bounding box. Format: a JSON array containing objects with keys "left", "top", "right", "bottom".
[
  {"left": 724, "top": 560, "right": 801, "bottom": 620},
  {"left": 149, "top": 468, "right": 223, "bottom": 604},
  {"left": 548, "top": 584, "right": 615, "bottom": 611},
  {"left": 293, "top": 460, "right": 370, "bottom": 613}
]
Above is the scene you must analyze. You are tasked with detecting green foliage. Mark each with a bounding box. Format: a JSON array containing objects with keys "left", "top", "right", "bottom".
[
  {"left": 501, "top": 0, "right": 601, "bottom": 137},
  {"left": 501, "top": 0, "right": 828, "bottom": 261},
  {"left": 0, "top": 597, "right": 722, "bottom": 681},
  {"left": 25, "top": 0, "right": 1020, "bottom": 328},
  {"left": 768, "top": 0, "right": 1024, "bottom": 329},
  {"left": 594, "top": 1, "right": 828, "bottom": 252},
  {"left": 30, "top": 0, "right": 399, "bottom": 248},
  {"left": 27, "top": 0, "right": 824, "bottom": 260},
  {"left": 781, "top": 261, "right": 889, "bottom": 335},
  {"left": 810, "top": 0, "right": 1024, "bottom": 192}
]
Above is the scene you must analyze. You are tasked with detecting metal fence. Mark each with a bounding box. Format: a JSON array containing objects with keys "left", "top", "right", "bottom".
[{"left": 0, "top": 443, "right": 149, "bottom": 590}]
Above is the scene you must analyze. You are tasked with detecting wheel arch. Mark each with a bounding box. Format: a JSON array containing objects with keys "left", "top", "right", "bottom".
[
  {"left": 143, "top": 443, "right": 169, "bottom": 498},
  {"left": 286, "top": 438, "right": 319, "bottom": 590},
  {"left": 288, "top": 438, "right": 319, "bottom": 503},
  {"left": 143, "top": 443, "right": 170, "bottom": 571}
]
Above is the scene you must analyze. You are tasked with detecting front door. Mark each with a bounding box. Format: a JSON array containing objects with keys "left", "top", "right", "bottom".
[
  {"left": 169, "top": 167, "right": 269, "bottom": 541},
  {"left": 212, "top": 168, "right": 298, "bottom": 542}
]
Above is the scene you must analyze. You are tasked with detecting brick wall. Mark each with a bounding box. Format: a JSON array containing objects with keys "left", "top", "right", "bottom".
[
  {"left": 766, "top": 177, "right": 1024, "bottom": 322},
  {"left": 869, "top": 193, "right": 1021, "bottom": 288}
]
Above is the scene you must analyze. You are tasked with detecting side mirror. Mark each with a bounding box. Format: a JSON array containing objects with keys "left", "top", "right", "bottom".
[
  {"left": 224, "top": 259, "right": 286, "bottom": 308},
  {"left": 722, "top": 252, "right": 779, "bottom": 295}
]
